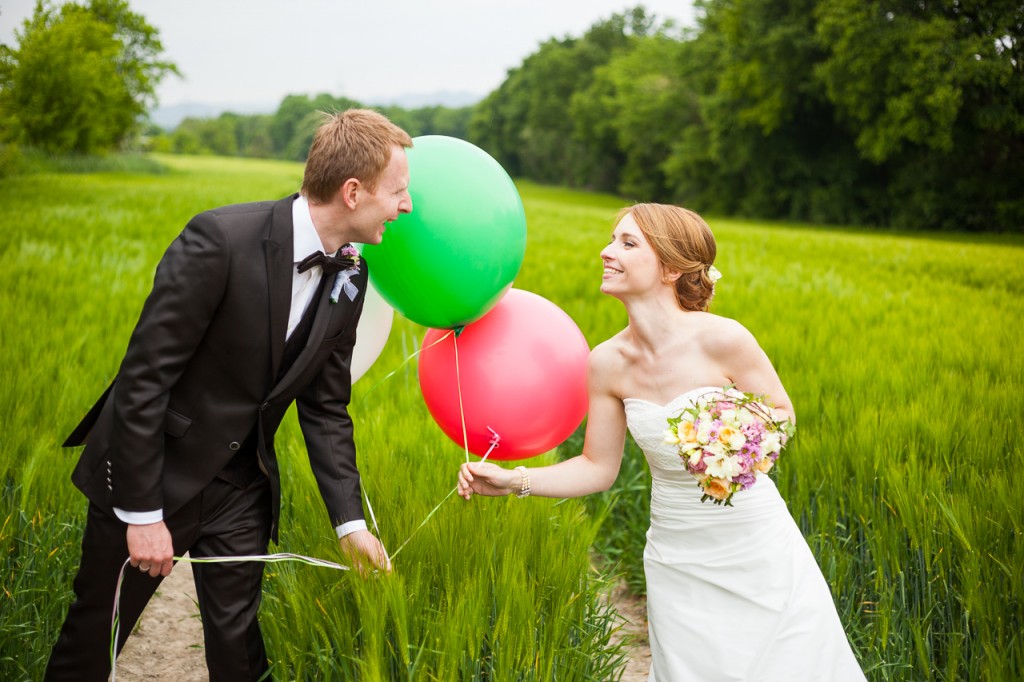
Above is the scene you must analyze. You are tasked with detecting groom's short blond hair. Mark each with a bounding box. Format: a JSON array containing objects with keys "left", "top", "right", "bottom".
[{"left": 302, "top": 109, "right": 413, "bottom": 204}]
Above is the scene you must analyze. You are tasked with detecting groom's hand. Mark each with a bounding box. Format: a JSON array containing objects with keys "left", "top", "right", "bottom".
[
  {"left": 127, "top": 521, "right": 174, "bottom": 578},
  {"left": 339, "top": 529, "right": 391, "bottom": 576}
]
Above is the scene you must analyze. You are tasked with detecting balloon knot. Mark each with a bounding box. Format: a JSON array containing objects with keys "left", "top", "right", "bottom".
[{"left": 453, "top": 325, "right": 465, "bottom": 337}]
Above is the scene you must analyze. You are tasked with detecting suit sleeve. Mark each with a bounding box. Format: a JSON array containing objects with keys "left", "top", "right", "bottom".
[
  {"left": 110, "top": 213, "right": 229, "bottom": 512},
  {"left": 295, "top": 287, "right": 367, "bottom": 527}
]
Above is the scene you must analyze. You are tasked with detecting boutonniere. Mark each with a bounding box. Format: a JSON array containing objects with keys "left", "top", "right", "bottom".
[
  {"left": 339, "top": 244, "right": 361, "bottom": 271},
  {"left": 330, "top": 244, "right": 361, "bottom": 304}
]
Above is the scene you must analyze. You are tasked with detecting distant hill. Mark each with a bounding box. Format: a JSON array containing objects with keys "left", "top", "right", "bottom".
[
  {"left": 151, "top": 91, "right": 481, "bottom": 130},
  {"left": 368, "top": 90, "right": 482, "bottom": 109},
  {"left": 149, "top": 101, "right": 276, "bottom": 130}
]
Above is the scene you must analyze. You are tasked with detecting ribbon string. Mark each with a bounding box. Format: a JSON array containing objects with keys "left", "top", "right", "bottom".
[{"left": 110, "top": 553, "right": 351, "bottom": 681}]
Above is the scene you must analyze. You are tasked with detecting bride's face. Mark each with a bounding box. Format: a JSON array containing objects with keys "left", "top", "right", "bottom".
[{"left": 599, "top": 213, "right": 665, "bottom": 297}]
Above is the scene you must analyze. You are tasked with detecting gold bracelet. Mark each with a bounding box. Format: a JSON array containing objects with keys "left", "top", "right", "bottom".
[{"left": 514, "top": 466, "right": 531, "bottom": 498}]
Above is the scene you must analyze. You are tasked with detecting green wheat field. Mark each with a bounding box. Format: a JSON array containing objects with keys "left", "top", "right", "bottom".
[{"left": 1, "top": 155, "right": 1022, "bottom": 680}]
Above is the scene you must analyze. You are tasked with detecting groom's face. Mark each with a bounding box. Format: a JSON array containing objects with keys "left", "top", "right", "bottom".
[{"left": 351, "top": 145, "right": 412, "bottom": 245}]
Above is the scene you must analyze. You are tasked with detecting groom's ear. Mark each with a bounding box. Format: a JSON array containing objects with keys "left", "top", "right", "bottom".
[{"left": 338, "top": 178, "right": 360, "bottom": 209}]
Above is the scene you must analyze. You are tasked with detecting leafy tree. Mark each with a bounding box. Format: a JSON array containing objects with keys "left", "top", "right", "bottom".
[
  {"left": 383, "top": 104, "right": 473, "bottom": 139},
  {"left": 235, "top": 114, "right": 275, "bottom": 157},
  {"left": 814, "top": 0, "right": 1024, "bottom": 230},
  {"left": 470, "top": 8, "right": 661, "bottom": 187},
  {"left": 572, "top": 33, "right": 694, "bottom": 199},
  {"left": 268, "top": 93, "right": 361, "bottom": 160},
  {"left": 692, "top": 0, "right": 871, "bottom": 222},
  {"left": 0, "top": 0, "right": 178, "bottom": 154}
]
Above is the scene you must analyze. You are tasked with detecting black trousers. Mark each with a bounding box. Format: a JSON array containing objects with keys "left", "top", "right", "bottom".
[{"left": 44, "top": 475, "right": 272, "bottom": 681}]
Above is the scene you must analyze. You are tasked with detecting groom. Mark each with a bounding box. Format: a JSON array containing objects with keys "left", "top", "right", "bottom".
[{"left": 45, "top": 109, "right": 413, "bottom": 681}]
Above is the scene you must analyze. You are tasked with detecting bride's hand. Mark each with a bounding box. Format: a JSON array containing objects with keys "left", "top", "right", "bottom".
[{"left": 457, "top": 461, "right": 519, "bottom": 500}]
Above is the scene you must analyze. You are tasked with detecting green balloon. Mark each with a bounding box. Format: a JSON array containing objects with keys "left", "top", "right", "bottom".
[{"left": 361, "top": 136, "right": 526, "bottom": 329}]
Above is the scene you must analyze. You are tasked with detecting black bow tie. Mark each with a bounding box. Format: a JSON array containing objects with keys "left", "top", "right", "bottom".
[{"left": 296, "top": 250, "right": 357, "bottom": 276}]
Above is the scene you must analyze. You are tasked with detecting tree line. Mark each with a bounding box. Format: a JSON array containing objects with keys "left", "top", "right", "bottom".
[
  {"left": 148, "top": 96, "right": 473, "bottom": 161},
  {"left": 470, "top": 3, "right": 1022, "bottom": 232},
  {"left": 3, "top": 1, "right": 1021, "bottom": 232}
]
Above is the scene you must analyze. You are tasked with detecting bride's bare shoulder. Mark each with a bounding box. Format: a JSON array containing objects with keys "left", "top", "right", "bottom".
[
  {"left": 590, "top": 331, "right": 630, "bottom": 371},
  {"left": 696, "top": 313, "right": 761, "bottom": 358},
  {"left": 588, "top": 331, "right": 633, "bottom": 392}
]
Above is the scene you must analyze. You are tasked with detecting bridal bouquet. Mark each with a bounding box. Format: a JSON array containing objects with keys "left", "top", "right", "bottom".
[{"left": 664, "top": 388, "right": 795, "bottom": 506}]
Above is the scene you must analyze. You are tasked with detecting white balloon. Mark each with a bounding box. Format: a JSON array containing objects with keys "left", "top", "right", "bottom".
[{"left": 351, "top": 279, "right": 394, "bottom": 384}]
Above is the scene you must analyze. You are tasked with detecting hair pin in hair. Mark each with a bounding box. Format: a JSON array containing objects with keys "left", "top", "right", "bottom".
[{"left": 708, "top": 265, "right": 723, "bottom": 284}]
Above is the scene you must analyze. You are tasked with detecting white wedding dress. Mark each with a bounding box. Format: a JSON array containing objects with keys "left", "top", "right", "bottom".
[{"left": 624, "top": 388, "right": 866, "bottom": 681}]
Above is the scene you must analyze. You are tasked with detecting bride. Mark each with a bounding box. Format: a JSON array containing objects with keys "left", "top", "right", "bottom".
[{"left": 456, "top": 204, "right": 865, "bottom": 681}]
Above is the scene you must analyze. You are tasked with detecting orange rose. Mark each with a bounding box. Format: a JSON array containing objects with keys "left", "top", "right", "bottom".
[{"left": 704, "top": 477, "right": 731, "bottom": 501}]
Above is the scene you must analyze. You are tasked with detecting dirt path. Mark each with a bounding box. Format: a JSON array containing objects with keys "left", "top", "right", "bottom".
[
  {"left": 608, "top": 581, "right": 652, "bottom": 682},
  {"left": 115, "top": 560, "right": 652, "bottom": 680},
  {"left": 114, "top": 556, "right": 206, "bottom": 680}
]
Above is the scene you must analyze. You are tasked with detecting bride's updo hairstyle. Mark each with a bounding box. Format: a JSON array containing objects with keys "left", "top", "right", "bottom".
[{"left": 618, "top": 203, "right": 718, "bottom": 312}]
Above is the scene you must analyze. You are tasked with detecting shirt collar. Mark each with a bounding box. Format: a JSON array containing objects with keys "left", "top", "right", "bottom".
[{"left": 292, "top": 194, "right": 334, "bottom": 263}]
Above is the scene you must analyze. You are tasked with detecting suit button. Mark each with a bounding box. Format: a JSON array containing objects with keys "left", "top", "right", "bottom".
[{"left": 229, "top": 441, "right": 241, "bottom": 451}]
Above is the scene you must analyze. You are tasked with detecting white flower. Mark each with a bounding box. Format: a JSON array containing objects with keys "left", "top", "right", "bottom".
[
  {"left": 696, "top": 424, "right": 712, "bottom": 445},
  {"left": 704, "top": 451, "right": 742, "bottom": 479},
  {"left": 707, "top": 265, "right": 723, "bottom": 283},
  {"left": 664, "top": 429, "right": 680, "bottom": 445},
  {"left": 727, "top": 431, "right": 747, "bottom": 450},
  {"left": 761, "top": 432, "right": 782, "bottom": 454},
  {"left": 704, "top": 441, "right": 726, "bottom": 458}
]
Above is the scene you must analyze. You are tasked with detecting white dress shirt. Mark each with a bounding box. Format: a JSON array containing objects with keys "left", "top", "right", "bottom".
[{"left": 114, "top": 195, "right": 366, "bottom": 539}]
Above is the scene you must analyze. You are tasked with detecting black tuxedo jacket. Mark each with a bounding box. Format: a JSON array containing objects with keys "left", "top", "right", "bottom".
[{"left": 65, "top": 194, "right": 368, "bottom": 540}]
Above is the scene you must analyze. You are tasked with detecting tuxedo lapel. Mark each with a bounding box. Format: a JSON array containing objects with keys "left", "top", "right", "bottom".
[
  {"left": 264, "top": 195, "right": 297, "bottom": 381},
  {"left": 265, "top": 265, "right": 368, "bottom": 404}
]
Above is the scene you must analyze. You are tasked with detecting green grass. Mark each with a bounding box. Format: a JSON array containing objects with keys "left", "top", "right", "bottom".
[
  {"left": 0, "top": 156, "right": 624, "bottom": 679},
  {"left": 2, "top": 155, "right": 1022, "bottom": 680}
]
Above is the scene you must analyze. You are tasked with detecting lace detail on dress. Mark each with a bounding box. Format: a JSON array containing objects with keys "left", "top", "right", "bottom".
[
  {"left": 624, "top": 401, "right": 687, "bottom": 472},
  {"left": 623, "top": 387, "right": 720, "bottom": 474}
]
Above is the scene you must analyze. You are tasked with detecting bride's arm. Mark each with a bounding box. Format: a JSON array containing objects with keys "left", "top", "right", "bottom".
[
  {"left": 457, "top": 348, "right": 627, "bottom": 500},
  {"left": 711, "top": 318, "right": 796, "bottom": 424}
]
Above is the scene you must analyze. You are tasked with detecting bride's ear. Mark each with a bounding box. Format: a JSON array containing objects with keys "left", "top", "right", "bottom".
[{"left": 662, "top": 268, "right": 682, "bottom": 284}]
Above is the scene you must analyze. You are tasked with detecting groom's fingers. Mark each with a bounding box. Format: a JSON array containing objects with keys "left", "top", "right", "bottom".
[{"left": 340, "top": 530, "right": 391, "bottom": 577}]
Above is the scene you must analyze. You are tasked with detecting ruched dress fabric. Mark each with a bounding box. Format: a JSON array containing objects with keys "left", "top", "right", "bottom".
[{"left": 623, "top": 388, "right": 866, "bottom": 682}]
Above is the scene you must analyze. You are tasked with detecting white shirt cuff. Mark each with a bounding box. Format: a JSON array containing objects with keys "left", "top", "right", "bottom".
[
  {"left": 113, "top": 507, "right": 164, "bottom": 525},
  {"left": 335, "top": 519, "right": 367, "bottom": 538}
]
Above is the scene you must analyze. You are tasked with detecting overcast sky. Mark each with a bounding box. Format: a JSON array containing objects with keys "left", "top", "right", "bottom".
[{"left": 1, "top": 1, "right": 697, "bottom": 109}]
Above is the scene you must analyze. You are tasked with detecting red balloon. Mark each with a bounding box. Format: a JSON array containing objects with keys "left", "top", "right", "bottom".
[{"left": 418, "top": 289, "right": 590, "bottom": 460}]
